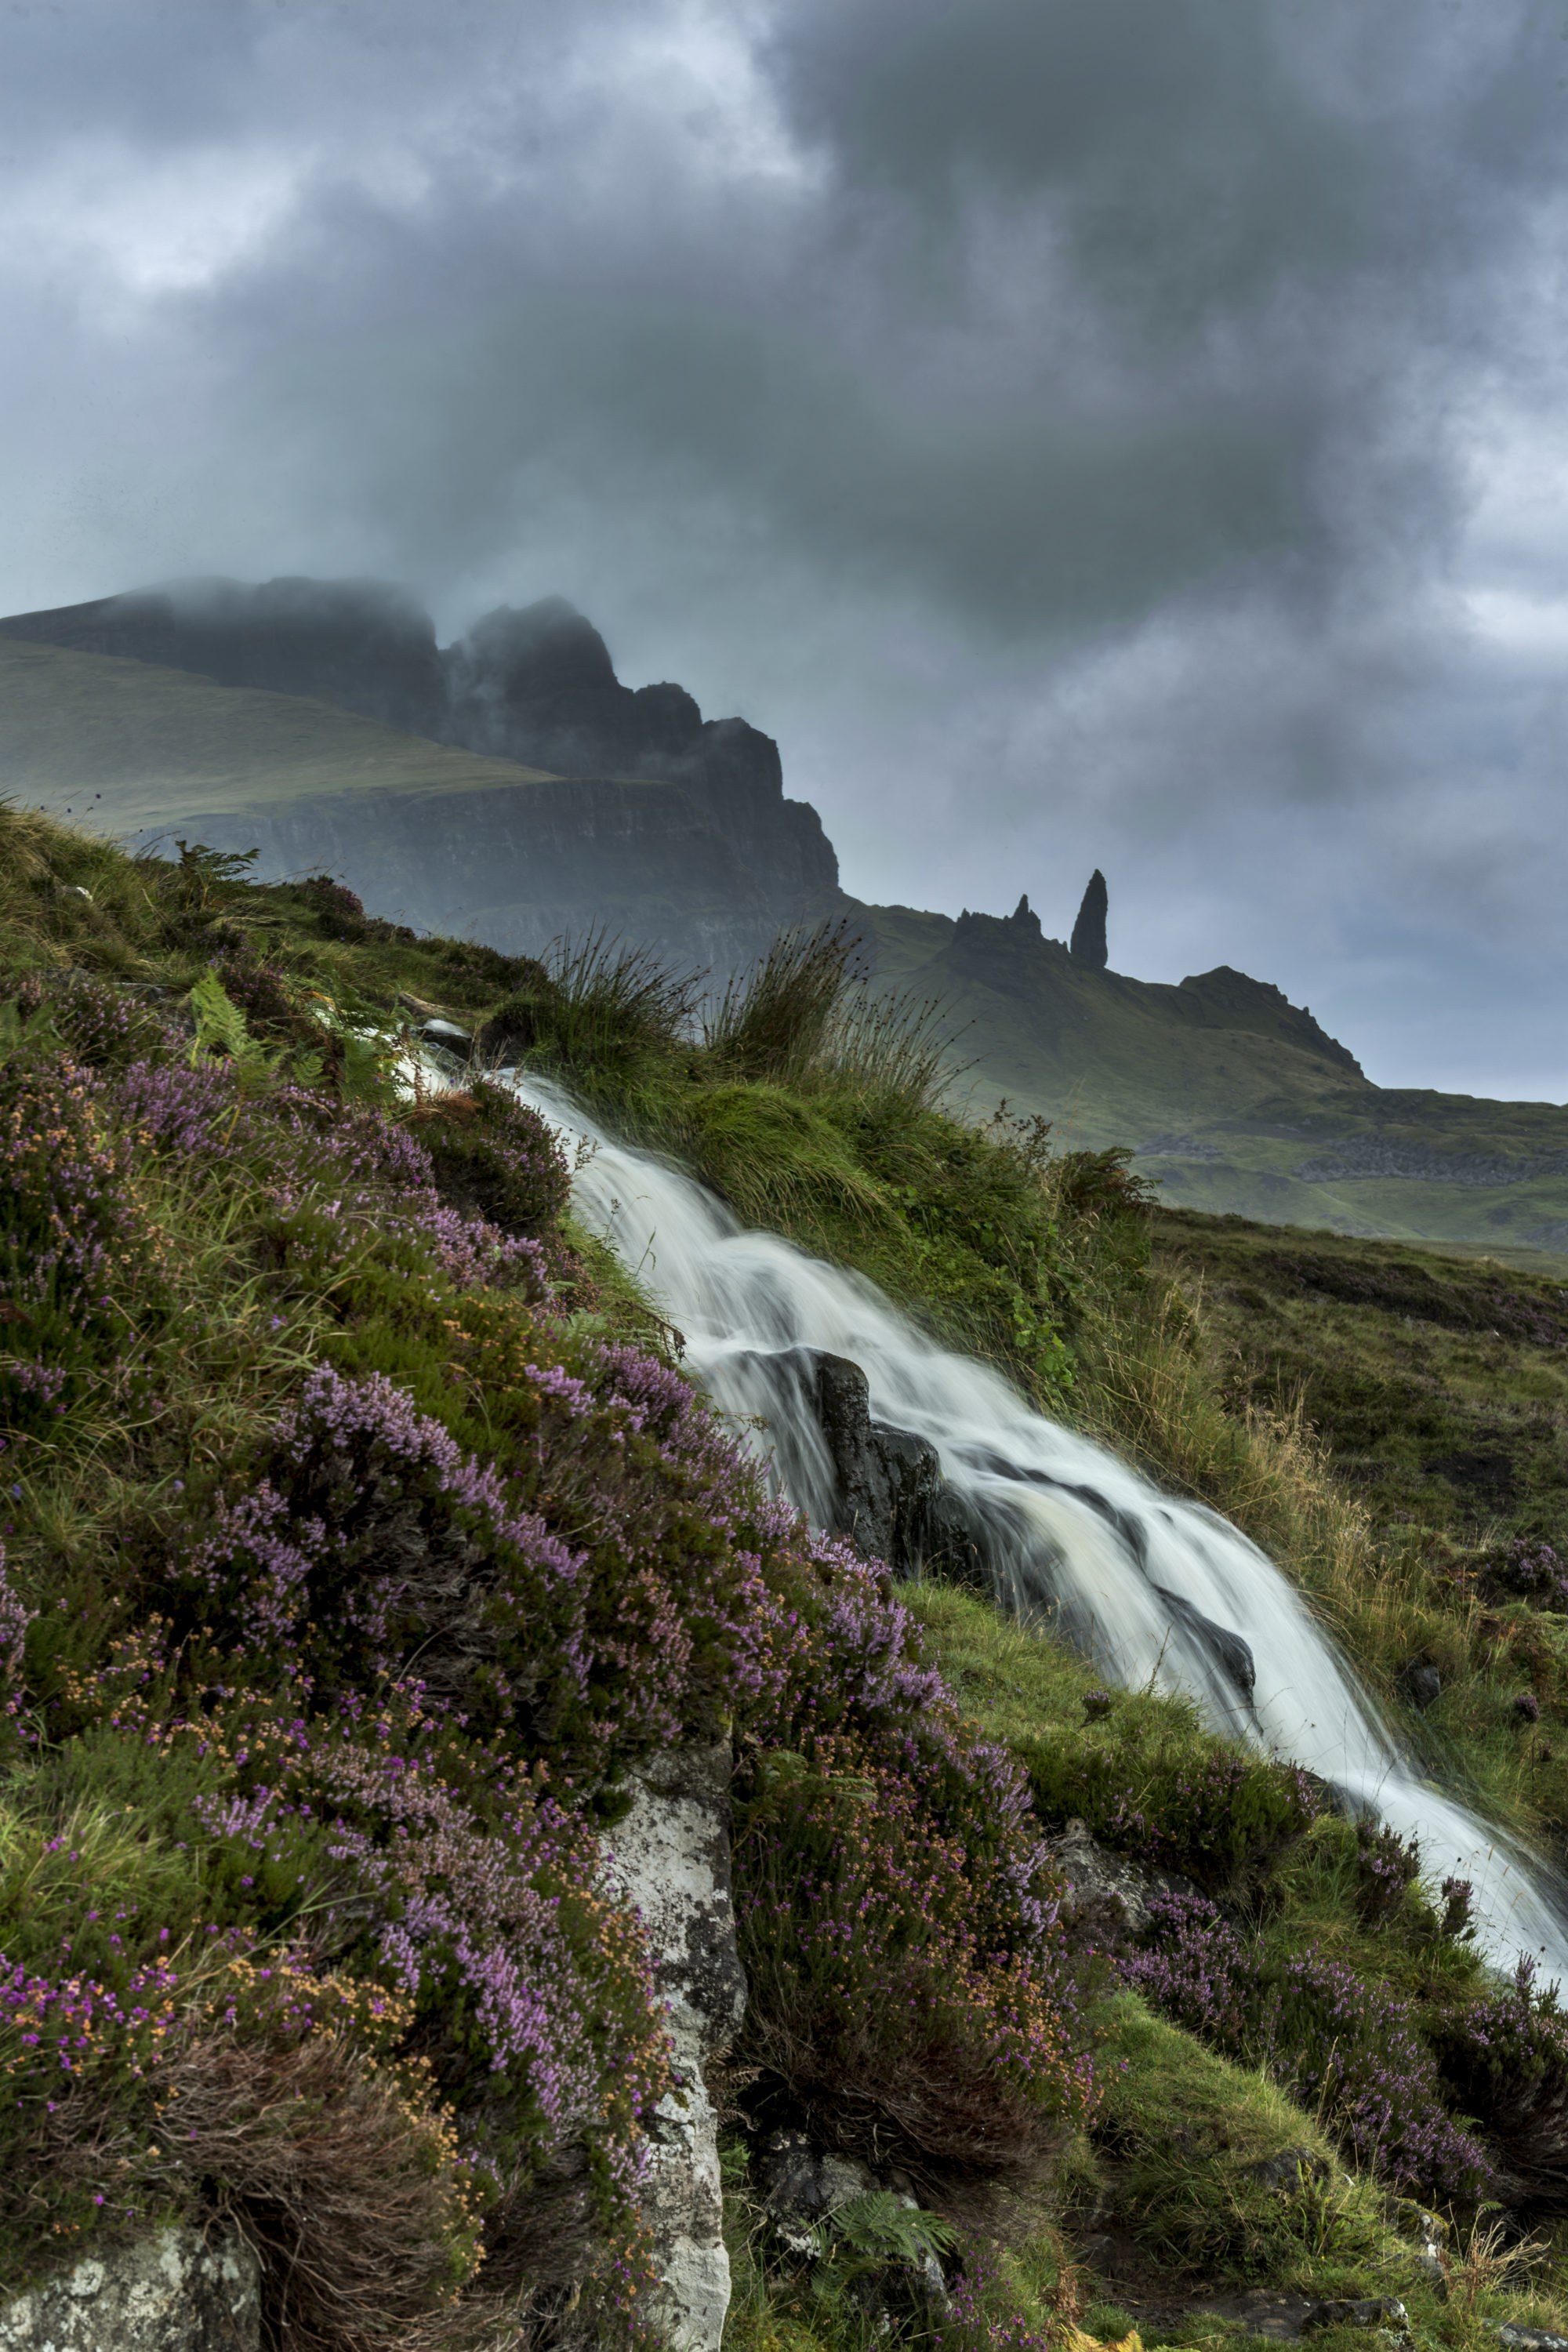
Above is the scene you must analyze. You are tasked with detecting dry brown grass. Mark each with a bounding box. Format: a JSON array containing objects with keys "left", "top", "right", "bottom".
[{"left": 29, "top": 2024, "right": 542, "bottom": 2352}]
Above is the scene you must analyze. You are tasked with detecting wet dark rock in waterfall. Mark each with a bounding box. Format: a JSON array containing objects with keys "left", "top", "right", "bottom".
[
  {"left": 1149, "top": 1582, "right": 1256, "bottom": 1704},
  {"left": 805, "top": 1353, "right": 979, "bottom": 1583}
]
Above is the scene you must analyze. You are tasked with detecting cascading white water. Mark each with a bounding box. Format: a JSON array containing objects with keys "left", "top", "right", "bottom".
[{"left": 513, "top": 1072, "right": 1568, "bottom": 1984}]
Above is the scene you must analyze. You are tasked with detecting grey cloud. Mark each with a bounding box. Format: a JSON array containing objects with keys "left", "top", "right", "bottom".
[{"left": 2, "top": 0, "right": 1567, "bottom": 1094}]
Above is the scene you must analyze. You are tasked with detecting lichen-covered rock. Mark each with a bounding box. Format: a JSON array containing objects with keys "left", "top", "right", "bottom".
[
  {"left": 0, "top": 2227, "right": 260, "bottom": 2352},
  {"left": 1041, "top": 1816, "right": 1200, "bottom": 1937},
  {"left": 602, "top": 1741, "right": 746, "bottom": 2352}
]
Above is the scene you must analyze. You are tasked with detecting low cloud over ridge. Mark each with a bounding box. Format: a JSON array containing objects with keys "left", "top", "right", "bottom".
[{"left": 2, "top": 0, "right": 1567, "bottom": 1094}]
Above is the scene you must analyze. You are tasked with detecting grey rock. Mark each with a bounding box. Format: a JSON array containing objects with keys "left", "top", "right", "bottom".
[
  {"left": 1301, "top": 2298, "right": 1408, "bottom": 2334},
  {"left": 811, "top": 1354, "right": 947, "bottom": 1575},
  {"left": 1039, "top": 1817, "right": 1200, "bottom": 1937},
  {"left": 1494, "top": 2329, "right": 1568, "bottom": 2350},
  {"left": 1149, "top": 1581, "right": 1255, "bottom": 1704},
  {"left": 416, "top": 1017, "right": 473, "bottom": 1061},
  {"left": 601, "top": 1742, "right": 746, "bottom": 2352},
  {"left": 0, "top": 2226, "right": 260, "bottom": 2352},
  {"left": 1401, "top": 1662, "right": 1442, "bottom": 1711},
  {"left": 754, "top": 2133, "right": 946, "bottom": 2319},
  {"left": 1408, "top": 2250, "right": 1448, "bottom": 2299},
  {"left": 1243, "top": 2146, "right": 1330, "bottom": 2194},
  {"left": 1069, "top": 869, "right": 1109, "bottom": 970},
  {"left": 756, "top": 2130, "right": 878, "bottom": 2259}
]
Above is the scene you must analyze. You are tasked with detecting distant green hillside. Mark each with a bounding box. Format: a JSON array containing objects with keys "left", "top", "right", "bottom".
[
  {"left": 867, "top": 895, "right": 1568, "bottom": 1252},
  {"left": 0, "top": 636, "right": 562, "bottom": 829}
]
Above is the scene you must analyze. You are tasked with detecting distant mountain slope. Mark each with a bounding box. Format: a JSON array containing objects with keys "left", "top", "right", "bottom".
[
  {"left": 0, "top": 632, "right": 842, "bottom": 971},
  {"left": 9, "top": 576, "right": 1567, "bottom": 1252},
  {"left": 0, "top": 574, "right": 839, "bottom": 923},
  {"left": 866, "top": 897, "right": 1568, "bottom": 1251}
]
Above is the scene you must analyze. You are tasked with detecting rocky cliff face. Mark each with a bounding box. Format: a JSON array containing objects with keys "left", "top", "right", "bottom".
[
  {"left": 156, "top": 773, "right": 801, "bottom": 975},
  {"left": 0, "top": 580, "right": 841, "bottom": 970}
]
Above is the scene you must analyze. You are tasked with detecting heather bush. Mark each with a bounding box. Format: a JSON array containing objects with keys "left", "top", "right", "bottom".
[
  {"left": 0, "top": 1044, "right": 165, "bottom": 1432},
  {"left": 408, "top": 1083, "right": 572, "bottom": 1238},
  {"left": 1120, "top": 1892, "right": 1496, "bottom": 2201},
  {"left": 1352, "top": 1820, "right": 1423, "bottom": 1929},
  {"left": 0, "top": 1663, "right": 671, "bottom": 2292},
  {"left": 730, "top": 1553, "right": 1100, "bottom": 2196},
  {"left": 1483, "top": 1537, "right": 1568, "bottom": 1611},
  {"left": 1432, "top": 1955, "right": 1568, "bottom": 2207},
  {"left": 735, "top": 1740, "right": 1095, "bottom": 2193}
]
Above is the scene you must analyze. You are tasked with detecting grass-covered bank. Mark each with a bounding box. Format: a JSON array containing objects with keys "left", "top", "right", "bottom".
[{"left": 6, "top": 800, "right": 1568, "bottom": 2352}]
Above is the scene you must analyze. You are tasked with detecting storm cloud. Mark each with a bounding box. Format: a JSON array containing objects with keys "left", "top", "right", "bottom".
[{"left": 3, "top": 0, "right": 1567, "bottom": 1094}]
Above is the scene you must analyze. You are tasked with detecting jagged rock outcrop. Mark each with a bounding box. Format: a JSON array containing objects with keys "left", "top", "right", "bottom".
[
  {"left": 1178, "top": 967, "right": 1363, "bottom": 1077},
  {"left": 807, "top": 1353, "right": 980, "bottom": 1582},
  {"left": 1069, "top": 870, "right": 1109, "bottom": 969},
  {"left": 948, "top": 898, "right": 1075, "bottom": 1002},
  {"left": 601, "top": 1743, "right": 747, "bottom": 2352},
  {"left": 0, "top": 2227, "right": 260, "bottom": 2352},
  {"left": 0, "top": 577, "right": 445, "bottom": 736}
]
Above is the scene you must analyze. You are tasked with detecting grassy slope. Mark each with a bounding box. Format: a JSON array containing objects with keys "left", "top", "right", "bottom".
[
  {"left": 868, "top": 902, "right": 1568, "bottom": 1250},
  {"left": 13, "top": 810, "right": 1568, "bottom": 2341},
  {"left": 0, "top": 636, "right": 561, "bottom": 829}
]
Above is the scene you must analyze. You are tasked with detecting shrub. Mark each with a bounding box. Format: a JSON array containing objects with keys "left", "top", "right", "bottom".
[
  {"left": 1352, "top": 1820, "right": 1423, "bottom": 1929},
  {"left": 735, "top": 1740, "right": 1095, "bottom": 2190},
  {"left": 1021, "top": 1721, "right": 1323, "bottom": 1894},
  {"left": 407, "top": 1083, "right": 572, "bottom": 1238},
  {"left": 1120, "top": 1892, "right": 1496, "bottom": 2202},
  {"left": 1432, "top": 1956, "right": 1568, "bottom": 2208},
  {"left": 0, "top": 1045, "right": 162, "bottom": 1432},
  {"left": 1484, "top": 1537, "right": 1568, "bottom": 1612},
  {"left": 731, "top": 1550, "right": 1099, "bottom": 2196}
]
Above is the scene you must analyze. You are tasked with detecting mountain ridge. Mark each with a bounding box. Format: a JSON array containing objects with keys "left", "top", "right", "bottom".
[{"left": 7, "top": 574, "right": 1567, "bottom": 1251}]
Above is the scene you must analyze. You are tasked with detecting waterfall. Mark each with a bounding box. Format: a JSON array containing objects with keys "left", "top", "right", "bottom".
[{"left": 512, "top": 1073, "right": 1568, "bottom": 1984}]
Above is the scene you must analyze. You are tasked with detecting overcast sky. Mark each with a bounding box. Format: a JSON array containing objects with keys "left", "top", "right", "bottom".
[{"left": 4, "top": 0, "right": 1568, "bottom": 1097}]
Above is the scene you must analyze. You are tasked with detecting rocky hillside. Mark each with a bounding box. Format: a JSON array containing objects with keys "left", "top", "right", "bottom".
[
  {"left": 8, "top": 575, "right": 1568, "bottom": 1253},
  {"left": 871, "top": 895, "right": 1568, "bottom": 1252},
  {"left": 0, "top": 580, "right": 843, "bottom": 972}
]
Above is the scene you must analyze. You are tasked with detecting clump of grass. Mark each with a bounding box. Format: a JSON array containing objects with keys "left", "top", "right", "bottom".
[{"left": 903, "top": 1584, "right": 1319, "bottom": 1894}]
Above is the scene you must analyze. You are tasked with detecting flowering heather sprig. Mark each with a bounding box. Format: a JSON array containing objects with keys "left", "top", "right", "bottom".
[
  {"left": 183, "top": 1364, "right": 583, "bottom": 1692},
  {"left": 14, "top": 971, "right": 173, "bottom": 1071},
  {"left": 1120, "top": 1891, "right": 1497, "bottom": 2201},
  {"left": 1429, "top": 1951, "right": 1568, "bottom": 2200},
  {"left": 1487, "top": 1537, "right": 1568, "bottom": 1612},
  {"left": 0, "top": 1545, "right": 34, "bottom": 1692},
  {"left": 929, "top": 2238, "right": 1058, "bottom": 2352},
  {"left": 1353, "top": 1820, "right": 1421, "bottom": 1929}
]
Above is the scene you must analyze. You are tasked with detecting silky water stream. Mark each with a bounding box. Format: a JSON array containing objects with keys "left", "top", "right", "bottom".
[{"left": 512, "top": 1072, "right": 1568, "bottom": 1983}]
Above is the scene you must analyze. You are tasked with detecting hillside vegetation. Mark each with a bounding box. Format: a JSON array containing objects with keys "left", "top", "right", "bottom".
[
  {"left": 869, "top": 902, "right": 1568, "bottom": 1250},
  {"left": 7, "top": 804, "right": 1568, "bottom": 2352}
]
